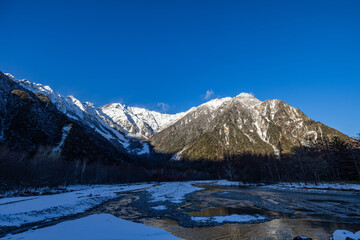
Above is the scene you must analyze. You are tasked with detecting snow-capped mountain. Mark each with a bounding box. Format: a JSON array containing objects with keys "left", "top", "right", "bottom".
[
  {"left": 99, "top": 103, "right": 189, "bottom": 139},
  {"left": 99, "top": 96, "right": 236, "bottom": 139},
  {"left": 0, "top": 72, "right": 135, "bottom": 166},
  {"left": 3, "top": 73, "right": 150, "bottom": 155},
  {"left": 1, "top": 72, "right": 350, "bottom": 162},
  {"left": 151, "top": 93, "right": 349, "bottom": 160}
]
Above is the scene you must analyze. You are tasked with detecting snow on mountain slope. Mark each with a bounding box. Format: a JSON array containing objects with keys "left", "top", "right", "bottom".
[
  {"left": 6, "top": 72, "right": 267, "bottom": 146},
  {"left": 52, "top": 124, "right": 72, "bottom": 153},
  {"left": 5, "top": 72, "right": 347, "bottom": 161},
  {"left": 234, "top": 92, "right": 262, "bottom": 108},
  {"left": 99, "top": 96, "right": 240, "bottom": 139},
  {"left": 151, "top": 92, "right": 349, "bottom": 160},
  {"left": 4, "top": 73, "right": 147, "bottom": 154},
  {"left": 99, "top": 103, "right": 189, "bottom": 139},
  {"left": 198, "top": 97, "right": 232, "bottom": 110}
]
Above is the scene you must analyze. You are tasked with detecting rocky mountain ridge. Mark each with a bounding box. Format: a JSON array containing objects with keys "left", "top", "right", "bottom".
[
  {"left": 151, "top": 93, "right": 349, "bottom": 160},
  {"left": 2, "top": 72, "right": 350, "bottom": 162},
  {"left": 2, "top": 73, "right": 150, "bottom": 156},
  {"left": 99, "top": 103, "right": 188, "bottom": 139}
]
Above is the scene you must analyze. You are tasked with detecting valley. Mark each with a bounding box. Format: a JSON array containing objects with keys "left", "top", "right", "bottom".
[
  {"left": 2, "top": 1, "right": 359, "bottom": 239},
  {"left": 1, "top": 72, "right": 360, "bottom": 239}
]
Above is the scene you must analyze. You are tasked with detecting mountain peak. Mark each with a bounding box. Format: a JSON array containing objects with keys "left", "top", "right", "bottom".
[
  {"left": 4, "top": 73, "right": 15, "bottom": 80},
  {"left": 99, "top": 102, "right": 189, "bottom": 138},
  {"left": 236, "top": 92, "right": 256, "bottom": 98},
  {"left": 200, "top": 97, "right": 232, "bottom": 110},
  {"left": 234, "top": 92, "right": 262, "bottom": 108}
]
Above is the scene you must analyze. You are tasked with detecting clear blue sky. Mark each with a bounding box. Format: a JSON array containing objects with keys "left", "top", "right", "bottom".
[{"left": 0, "top": 0, "right": 359, "bottom": 137}]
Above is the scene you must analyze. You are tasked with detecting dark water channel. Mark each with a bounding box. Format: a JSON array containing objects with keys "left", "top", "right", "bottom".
[{"left": 99, "top": 184, "right": 360, "bottom": 240}]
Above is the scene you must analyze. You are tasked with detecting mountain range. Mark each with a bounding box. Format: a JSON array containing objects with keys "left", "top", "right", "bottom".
[{"left": 0, "top": 72, "right": 350, "bottom": 162}]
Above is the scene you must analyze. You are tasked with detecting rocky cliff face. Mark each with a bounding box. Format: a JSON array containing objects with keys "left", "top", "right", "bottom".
[{"left": 151, "top": 93, "right": 349, "bottom": 160}]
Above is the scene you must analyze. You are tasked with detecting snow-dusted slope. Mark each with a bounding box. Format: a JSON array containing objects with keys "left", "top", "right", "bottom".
[
  {"left": 198, "top": 97, "right": 232, "bottom": 110},
  {"left": 99, "top": 94, "right": 264, "bottom": 141},
  {"left": 100, "top": 97, "right": 236, "bottom": 139},
  {"left": 151, "top": 92, "right": 349, "bottom": 160},
  {"left": 4, "top": 73, "right": 149, "bottom": 154}
]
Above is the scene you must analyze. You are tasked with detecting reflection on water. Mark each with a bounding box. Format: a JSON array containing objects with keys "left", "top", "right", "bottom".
[
  {"left": 189, "top": 206, "right": 264, "bottom": 216},
  {"left": 102, "top": 184, "right": 360, "bottom": 240},
  {"left": 189, "top": 205, "right": 293, "bottom": 219},
  {"left": 147, "top": 217, "right": 360, "bottom": 240}
]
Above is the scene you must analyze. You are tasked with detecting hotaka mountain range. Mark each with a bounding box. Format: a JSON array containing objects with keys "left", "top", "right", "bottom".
[{"left": 0, "top": 72, "right": 350, "bottom": 163}]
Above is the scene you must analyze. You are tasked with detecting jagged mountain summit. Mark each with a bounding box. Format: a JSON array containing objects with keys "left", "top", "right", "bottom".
[
  {"left": 99, "top": 96, "right": 238, "bottom": 139},
  {"left": 99, "top": 103, "right": 188, "bottom": 139},
  {"left": 99, "top": 96, "right": 244, "bottom": 140},
  {"left": 151, "top": 93, "right": 349, "bottom": 161}
]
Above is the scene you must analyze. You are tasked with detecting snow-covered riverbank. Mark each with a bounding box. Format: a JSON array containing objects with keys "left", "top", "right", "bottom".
[
  {"left": 2, "top": 180, "right": 359, "bottom": 228},
  {"left": 0, "top": 183, "right": 153, "bottom": 227},
  {"left": 263, "top": 182, "right": 360, "bottom": 191},
  {"left": 0, "top": 180, "right": 236, "bottom": 229}
]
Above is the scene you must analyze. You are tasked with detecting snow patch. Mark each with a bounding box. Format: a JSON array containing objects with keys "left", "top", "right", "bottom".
[
  {"left": 52, "top": 124, "right": 72, "bottom": 153},
  {"left": 330, "top": 230, "right": 360, "bottom": 240},
  {"left": 147, "top": 181, "right": 211, "bottom": 203},
  {"left": 147, "top": 180, "right": 243, "bottom": 204},
  {"left": 224, "top": 123, "right": 230, "bottom": 146},
  {"left": 208, "top": 180, "right": 241, "bottom": 186},
  {"left": 137, "top": 142, "right": 150, "bottom": 155},
  {"left": 152, "top": 205, "right": 167, "bottom": 210},
  {"left": 264, "top": 182, "right": 360, "bottom": 191},
  {"left": 2, "top": 213, "right": 181, "bottom": 240},
  {"left": 253, "top": 117, "right": 280, "bottom": 157},
  {"left": 170, "top": 147, "right": 187, "bottom": 161}
]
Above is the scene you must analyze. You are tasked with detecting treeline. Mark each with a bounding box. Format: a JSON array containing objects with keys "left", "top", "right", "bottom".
[
  {"left": 1, "top": 136, "right": 359, "bottom": 194},
  {"left": 0, "top": 144, "right": 210, "bottom": 193},
  {"left": 221, "top": 136, "right": 360, "bottom": 183}
]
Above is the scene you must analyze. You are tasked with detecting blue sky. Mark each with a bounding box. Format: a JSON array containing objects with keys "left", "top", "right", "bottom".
[{"left": 0, "top": 0, "right": 359, "bottom": 137}]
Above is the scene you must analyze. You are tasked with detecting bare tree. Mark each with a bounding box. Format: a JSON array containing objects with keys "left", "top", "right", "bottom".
[{"left": 223, "top": 162, "right": 235, "bottom": 180}]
